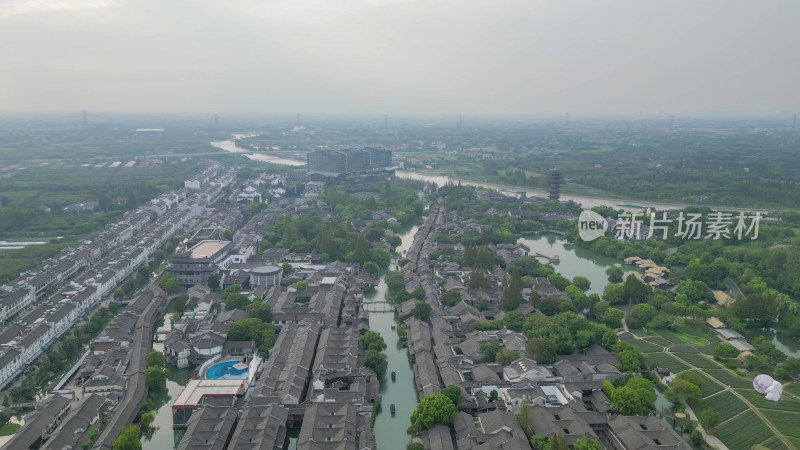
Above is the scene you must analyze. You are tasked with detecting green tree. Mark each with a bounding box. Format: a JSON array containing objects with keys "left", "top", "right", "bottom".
[
  {"left": 144, "top": 351, "right": 165, "bottom": 368},
  {"left": 412, "top": 286, "right": 426, "bottom": 301},
  {"left": 573, "top": 436, "right": 602, "bottom": 450},
  {"left": 407, "top": 443, "right": 424, "bottom": 450},
  {"left": 365, "top": 349, "right": 388, "bottom": 377},
  {"left": 606, "top": 265, "right": 624, "bottom": 283},
  {"left": 145, "top": 367, "right": 167, "bottom": 392},
  {"left": 547, "top": 431, "right": 569, "bottom": 450},
  {"left": 442, "top": 290, "right": 462, "bottom": 307},
  {"left": 699, "top": 408, "right": 719, "bottom": 433},
  {"left": 412, "top": 302, "right": 432, "bottom": 322},
  {"left": 281, "top": 262, "right": 294, "bottom": 274},
  {"left": 622, "top": 274, "right": 652, "bottom": 304},
  {"left": 246, "top": 301, "right": 272, "bottom": 322},
  {"left": 363, "top": 261, "right": 380, "bottom": 275},
  {"left": 610, "top": 386, "right": 652, "bottom": 415},
  {"left": 441, "top": 384, "right": 462, "bottom": 405},
  {"left": 690, "top": 429, "right": 703, "bottom": 446},
  {"left": 360, "top": 331, "right": 387, "bottom": 352},
  {"left": 408, "top": 394, "right": 457, "bottom": 434},
  {"left": 140, "top": 411, "right": 155, "bottom": 429},
  {"left": 480, "top": 341, "right": 501, "bottom": 362},
  {"left": 159, "top": 275, "right": 181, "bottom": 294},
  {"left": 475, "top": 296, "right": 491, "bottom": 312},
  {"left": 222, "top": 229, "right": 233, "bottom": 240},
  {"left": 207, "top": 274, "right": 220, "bottom": 290},
  {"left": 495, "top": 348, "right": 518, "bottom": 365},
  {"left": 527, "top": 337, "right": 557, "bottom": 364},
  {"left": 672, "top": 379, "right": 702, "bottom": 405},
  {"left": 112, "top": 425, "right": 141, "bottom": 450},
  {"left": 603, "top": 307, "right": 624, "bottom": 328},
  {"left": 603, "top": 283, "right": 625, "bottom": 305},
  {"left": 572, "top": 276, "right": 591, "bottom": 292}
]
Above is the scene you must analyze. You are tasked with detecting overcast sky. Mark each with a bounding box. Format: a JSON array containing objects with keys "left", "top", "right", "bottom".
[{"left": 1, "top": 0, "right": 798, "bottom": 116}]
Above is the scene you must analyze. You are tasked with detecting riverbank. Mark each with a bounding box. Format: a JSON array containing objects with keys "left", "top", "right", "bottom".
[{"left": 397, "top": 170, "right": 782, "bottom": 213}]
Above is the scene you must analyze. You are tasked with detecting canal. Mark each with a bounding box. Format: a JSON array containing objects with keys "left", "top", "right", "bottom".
[
  {"left": 142, "top": 320, "right": 192, "bottom": 449},
  {"left": 363, "top": 224, "right": 420, "bottom": 450}
]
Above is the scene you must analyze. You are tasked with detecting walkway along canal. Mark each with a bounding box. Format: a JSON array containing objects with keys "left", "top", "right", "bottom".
[{"left": 364, "top": 224, "right": 419, "bottom": 450}]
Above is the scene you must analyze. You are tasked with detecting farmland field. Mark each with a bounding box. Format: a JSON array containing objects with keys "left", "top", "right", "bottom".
[
  {"left": 675, "top": 352, "right": 720, "bottom": 369},
  {"left": 737, "top": 389, "right": 800, "bottom": 413},
  {"left": 715, "top": 411, "right": 773, "bottom": 450},
  {"left": 642, "top": 336, "right": 671, "bottom": 346},
  {"left": 627, "top": 339, "right": 663, "bottom": 353},
  {"left": 646, "top": 353, "right": 689, "bottom": 373},
  {"left": 761, "top": 409, "right": 800, "bottom": 438},
  {"left": 693, "top": 391, "right": 747, "bottom": 422},
  {"left": 669, "top": 344, "right": 699, "bottom": 354},
  {"left": 705, "top": 369, "right": 753, "bottom": 389}
]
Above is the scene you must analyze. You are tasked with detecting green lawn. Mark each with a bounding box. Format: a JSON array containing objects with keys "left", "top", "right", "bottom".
[
  {"left": 0, "top": 423, "right": 20, "bottom": 436},
  {"left": 676, "top": 332, "right": 709, "bottom": 346}
]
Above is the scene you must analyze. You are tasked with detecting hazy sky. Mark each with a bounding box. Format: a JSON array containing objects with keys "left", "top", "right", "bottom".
[{"left": 1, "top": 0, "right": 798, "bottom": 116}]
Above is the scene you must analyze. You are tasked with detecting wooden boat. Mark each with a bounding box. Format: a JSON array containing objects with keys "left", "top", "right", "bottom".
[
  {"left": 390, "top": 404, "right": 396, "bottom": 414},
  {"left": 391, "top": 371, "right": 396, "bottom": 381}
]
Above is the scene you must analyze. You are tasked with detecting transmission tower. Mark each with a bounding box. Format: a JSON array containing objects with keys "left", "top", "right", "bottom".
[
  {"left": 670, "top": 115, "right": 675, "bottom": 129},
  {"left": 565, "top": 112, "right": 570, "bottom": 130},
  {"left": 213, "top": 113, "right": 220, "bottom": 130},
  {"left": 457, "top": 113, "right": 462, "bottom": 129},
  {"left": 297, "top": 113, "right": 301, "bottom": 126},
  {"left": 81, "top": 110, "right": 87, "bottom": 127}
]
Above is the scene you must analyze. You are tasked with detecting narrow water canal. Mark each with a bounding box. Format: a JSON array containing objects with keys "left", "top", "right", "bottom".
[
  {"left": 364, "top": 224, "right": 420, "bottom": 450},
  {"left": 142, "top": 321, "right": 191, "bottom": 449}
]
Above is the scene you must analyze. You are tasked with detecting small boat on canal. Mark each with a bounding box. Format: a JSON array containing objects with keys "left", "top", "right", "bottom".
[
  {"left": 391, "top": 371, "right": 396, "bottom": 381},
  {"left": 390, "top": 404, "right": 396, "bottom": 415}
]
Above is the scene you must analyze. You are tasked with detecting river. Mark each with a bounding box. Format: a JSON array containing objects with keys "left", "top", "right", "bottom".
[
  {"left": 209, "top": 140, "right": 305, "bottom": 166},
  {"left": 363, "top": 224, "right": 420, "bottom": 450},
  {"left": 396, "top": 171, "right": 774, "bottom": 214}
]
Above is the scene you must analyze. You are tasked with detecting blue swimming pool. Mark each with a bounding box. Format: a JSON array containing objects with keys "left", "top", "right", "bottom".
[{"left": 205, "top": 360, "right": 248, "bottom": 380}]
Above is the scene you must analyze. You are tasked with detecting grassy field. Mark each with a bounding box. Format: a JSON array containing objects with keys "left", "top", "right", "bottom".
[
  {"left": 0, "top": 423, "right": 20, "bottom": 436},
  {"left": 676, "top": 332, "right": 709, "bottom": 345},
  {"left": 694, "top": 391, "right": 748, "bottom": 422},
  {"left": 759, "top": 435, "right": 791, "bottom": 450},
  {"left": 714, "top": 411, "right": 774, "bottom": 450}
]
